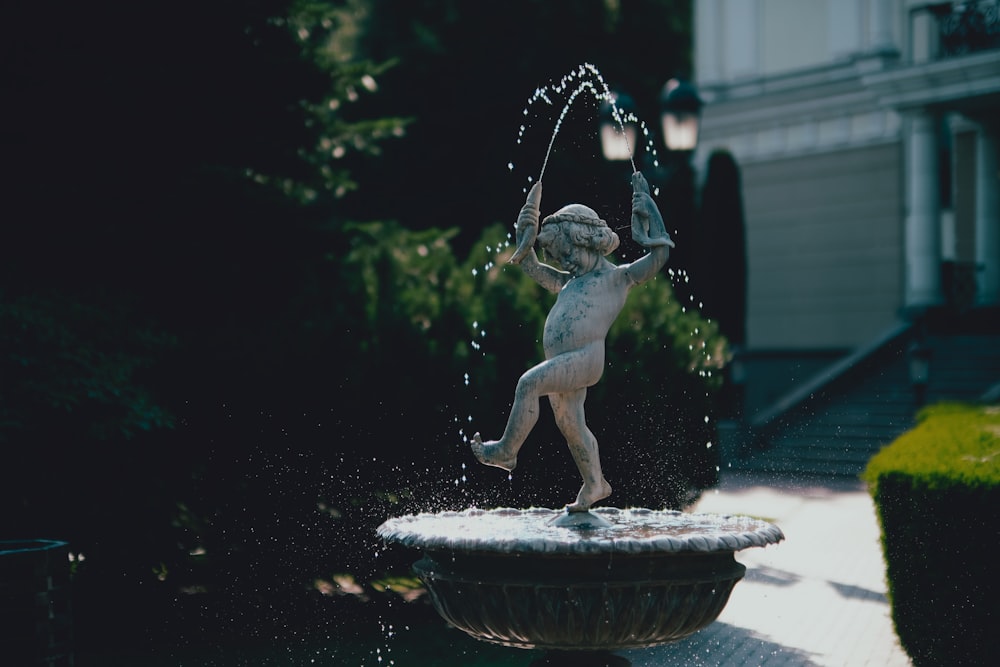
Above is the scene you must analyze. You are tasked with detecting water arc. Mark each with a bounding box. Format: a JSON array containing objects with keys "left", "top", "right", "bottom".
[{"left": 528, "top": 63, "right": 639, "bottom": 184}]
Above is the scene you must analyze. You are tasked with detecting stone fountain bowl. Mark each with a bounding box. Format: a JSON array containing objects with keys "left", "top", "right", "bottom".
[{"left": 377, "top": 507, "right": 783, "bottom": 651}]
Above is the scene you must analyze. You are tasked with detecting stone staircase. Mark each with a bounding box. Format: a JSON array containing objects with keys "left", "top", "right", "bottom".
[{"left": 732, "top": 318, "right": 1000, "bottom": 478}]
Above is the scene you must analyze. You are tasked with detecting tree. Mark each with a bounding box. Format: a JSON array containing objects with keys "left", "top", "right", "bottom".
[
  {"left": 0, "top": 0, "right": 411, "bottom": 437},
  {"left": 695, "top": 150, "right": 748, "bottom": 347},
  {"left": 0, "top": 2, "right": 411, "bottom": 648}
]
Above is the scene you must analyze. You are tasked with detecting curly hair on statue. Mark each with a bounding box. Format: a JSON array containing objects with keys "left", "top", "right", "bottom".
[{"left": 538, "top": 204, "right": 620, "bottom": 256}]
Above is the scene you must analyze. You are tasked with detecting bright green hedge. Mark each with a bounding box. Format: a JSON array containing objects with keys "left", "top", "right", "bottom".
[{"left": 863, "top": 403, "right": 1000, "bottom": 666}]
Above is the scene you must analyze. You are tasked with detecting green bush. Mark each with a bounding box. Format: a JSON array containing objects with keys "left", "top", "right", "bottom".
[{"left": 863, "top": 403, "right": 1000, "bottom": 666}]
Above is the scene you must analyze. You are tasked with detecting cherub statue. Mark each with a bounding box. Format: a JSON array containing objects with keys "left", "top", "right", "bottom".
[{"left": 471, "top": 172, "right": 674, "bottom": 512}]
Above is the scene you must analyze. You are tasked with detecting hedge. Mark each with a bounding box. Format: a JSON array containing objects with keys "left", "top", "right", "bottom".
[{"left": 863, "top": 403, "right": 1000, "bottom": 666}]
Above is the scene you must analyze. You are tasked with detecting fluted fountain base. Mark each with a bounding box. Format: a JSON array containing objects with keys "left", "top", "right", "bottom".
[
  {"left": 378, "top": 507, "right": 783, "bottom": 652},
  {"left": 416, "top": 547, "right": 744, "bottom": 650}
]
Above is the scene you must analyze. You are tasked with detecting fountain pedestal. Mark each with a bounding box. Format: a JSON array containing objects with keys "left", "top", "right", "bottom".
[
  {"left": 378, "top": 507, "right": 783, "bottom": 654},
  {"left": 416, "top": 547, "right": 744, "bottom": 649}
]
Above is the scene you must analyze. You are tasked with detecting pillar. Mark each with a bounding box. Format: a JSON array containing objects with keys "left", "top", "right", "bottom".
[
  {"left": 975, "top": 123, "right": 1000, "bottom": 305},
  {"left": 904, "top": 112, "right": 944, "bottom": 309},
  {"left": 869, "top": 0, "right": 895, "bottom": 53}
]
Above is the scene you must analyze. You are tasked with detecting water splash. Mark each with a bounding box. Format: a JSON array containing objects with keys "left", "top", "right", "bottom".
[{"left": 516, "top": 63, "right": 659, "bottom": 185}]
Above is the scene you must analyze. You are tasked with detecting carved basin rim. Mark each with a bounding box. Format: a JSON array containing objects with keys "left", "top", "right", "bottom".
[{"left": 377, "top": 506, "right": 784, "bottom": 555}]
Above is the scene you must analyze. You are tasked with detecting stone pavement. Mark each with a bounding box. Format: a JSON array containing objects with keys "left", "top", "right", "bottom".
[{"left": 620, "top": 471, "right": 912, "bottom": 666}]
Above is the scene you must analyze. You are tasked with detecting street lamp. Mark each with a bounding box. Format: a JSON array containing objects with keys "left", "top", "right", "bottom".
[
  {"left": 597, "top": 80, "right": 704, "bottom": 164},
  {"left": 908, "top": 338, "right": 932, "bottom": 407},
  {"left": 660, "top": 78, "right": 703, "bottom": 153},
  {"left": 598, "top": 92, "right": 639, "bottom": 162}
]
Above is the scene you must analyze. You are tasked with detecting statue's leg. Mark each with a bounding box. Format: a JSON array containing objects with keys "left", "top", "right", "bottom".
[
  {"left": 550, "top": 388, "right": 611, "bottom": 512},
  {"left": 472, "top": 346, "right": 601, "bottom": 472}
]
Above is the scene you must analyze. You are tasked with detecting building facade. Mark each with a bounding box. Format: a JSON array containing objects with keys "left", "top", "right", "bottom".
[{"left": 693, "top": 0, "right": 1000, "bottom": 414}]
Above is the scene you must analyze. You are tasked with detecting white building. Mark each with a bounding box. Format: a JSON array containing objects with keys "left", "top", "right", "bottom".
[{"left": 693, "top": 0, "right": 1000, "bottom": 417}]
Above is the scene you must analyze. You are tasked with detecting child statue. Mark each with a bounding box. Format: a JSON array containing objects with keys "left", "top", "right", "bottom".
[{"left": 471, "top": 172, "right": 674, "bottom": 512}]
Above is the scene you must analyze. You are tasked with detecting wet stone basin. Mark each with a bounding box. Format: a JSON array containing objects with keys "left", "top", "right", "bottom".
[{"left": 378, "top": 507, "right": 784, "bottom": 651}]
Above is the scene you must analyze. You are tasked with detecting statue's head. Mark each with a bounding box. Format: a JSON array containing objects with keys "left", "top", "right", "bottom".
[{"left": 538, "top": 204, "right": 620, "bottom": 256}]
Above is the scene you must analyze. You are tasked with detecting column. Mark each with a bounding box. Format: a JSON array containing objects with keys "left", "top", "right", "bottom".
[
  {"left": 828, "top": 0, "right": 861, "bottom": 59},
  {"left": 904, "top": 112, "right": 944, "bottom": 309},
  {"left": 869, "top": 0, "right": 895, "bottom": 53},
  {"left": 695, "top": 0, "right": 723, "bottom": 85},
  {"left": 975, "top": 123, "right": 1000, "bottom": 305},
  {"left": 724, "top": 0, "right": 758, "bottom": 80},
  {"left": 910, "top": 6, "right": 937, "bottom": 63}
]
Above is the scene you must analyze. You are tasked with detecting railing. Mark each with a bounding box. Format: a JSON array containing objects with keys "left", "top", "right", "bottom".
[{"left": 930, "top": 1, "right": 1000, "bottom": 57}]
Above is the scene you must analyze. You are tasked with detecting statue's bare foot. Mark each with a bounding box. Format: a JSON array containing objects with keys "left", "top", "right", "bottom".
[
  {"left": 566, "top": 477, "right": 612, "bottom": 513},
  {"left": 470, "top": 432, "right": 517, "bottom": 471}
]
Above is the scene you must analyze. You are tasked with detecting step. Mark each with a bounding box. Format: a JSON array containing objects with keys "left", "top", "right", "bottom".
[
  {"left": 733, "top": 455, "right": 866, "bottom": 478},
  {"left": 742, "top": 330, "right": 1000, "bottom": 479}
]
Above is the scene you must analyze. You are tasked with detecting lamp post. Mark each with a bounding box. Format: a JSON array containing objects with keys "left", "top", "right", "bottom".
[
  {"left": 598, "top": 91, "right": 641, "bottom": 239},
  {"left": 655, "top": 79, "right": 703, "bottom": 304},
  {"left": 660, "top": 78, "right": 703, "bottom": 154},
  {"left": 596, "top": 79, "right": 703, "bottom": 281},
  {"left": 596, "top": 80, "right": 704, "bottom": 167},
  {"left": 598, "top": 92, "right": 638, "bottom": 163}
]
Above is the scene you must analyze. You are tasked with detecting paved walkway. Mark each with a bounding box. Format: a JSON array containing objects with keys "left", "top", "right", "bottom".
[{"left": 621, "top": 471, "right": 912, "bottom": 666}]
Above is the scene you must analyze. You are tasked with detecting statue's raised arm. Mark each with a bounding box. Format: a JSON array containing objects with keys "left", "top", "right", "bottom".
[
  {"left": 509, "top": 182, "right": 542, "bottom": 265},
  {"left": 624, "top": 172, "right": 673, "bottom": 285},
  {"left": 630, "top": 172, "right": 674, "bottom": 249},
  {"left": 507, "top": 182, "right": 572, "bottom": 294}
]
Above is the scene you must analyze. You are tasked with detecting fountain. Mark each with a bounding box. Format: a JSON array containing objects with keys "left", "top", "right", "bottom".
[{"left": 377, "top": 66, "right": 782, "bottom": 665}]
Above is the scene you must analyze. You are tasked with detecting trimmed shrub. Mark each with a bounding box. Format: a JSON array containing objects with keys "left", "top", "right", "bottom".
[{"left": 863, "top": 403, "right": 1000, "bottom": 666}]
